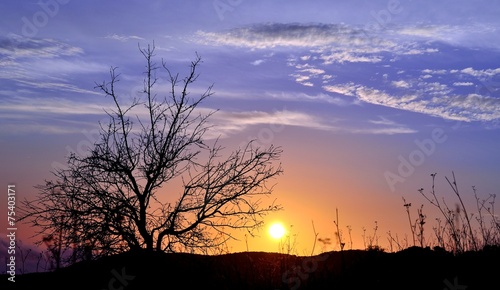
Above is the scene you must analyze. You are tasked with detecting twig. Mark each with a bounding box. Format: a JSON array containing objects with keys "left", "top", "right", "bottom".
[
  {"left": 334, "top": 208, "right": 345, "bottom": 251},
  {"left": 311, "top": 220, "right": 319, "bottom": 256}
]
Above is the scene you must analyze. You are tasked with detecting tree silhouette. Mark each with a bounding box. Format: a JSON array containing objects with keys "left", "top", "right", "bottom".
[{"left": 20, "top": 44, "right": 283, "bottom": 260}]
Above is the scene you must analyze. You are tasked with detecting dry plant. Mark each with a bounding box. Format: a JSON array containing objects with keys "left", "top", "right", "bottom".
[
  {"left": 402, "top": 197, "right": 416, "bottom": 246},
  {"left": 473, "top": 187, "right": 500, "bottom": 246},
  {"left": 402, "top": 197, "right": 427, "bottom": 248},
  {"left": 279, "top": 224, "right": 297, "bottom": 255},
  {"left": 386, "top": 231, "right": 403, "bottom": 252},
  {"left": 333, "top": 208, "right": 345, "bottom": 251},
  {"left": 310, "top": 220, "right": 319, "bottom": 256},
  {"left": 416, "top": 204, "right": 426, "bottom": 247},
  {"left": 418, "top": 172, "right": 500, "bottom": 254},
  {"left": 346, "top": 225, "right": 353, "bottom": 250},
  {"left": 366, "top": 221, "right": 379, "bottom": 250}
]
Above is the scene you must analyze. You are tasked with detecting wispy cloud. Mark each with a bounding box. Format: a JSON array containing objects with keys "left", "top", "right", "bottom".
[
  {"left": 460, "top": 67, "right": 500, "bottom": 79},
  {"left": 319, "top": 50, "right": 383, "bottom": 64},
  {"left": 369, "top": 116, "right": 400, "bottom": 126},
  {"left": 207, "top": 108, "right": 417, "bottom": 137},
  {"left": 0, "top": 36, "right": 105, "bottom": 95},
  {"left": 432, "top": 93, "right": 500, "bottom": 121},
  {"left": 453, "top": 82, "right": 474, "bottom": 86},
  {"left": 392, "top": 80, "right": 412, "bottom": 89},
  {"left": 267, "top": 91, "right": 352, "bottom": 106},
  {"left": 359, "top": 116, "right": 417, "bottom": 135},
  {"left": 397, "top": 25, "right": 455, "bottom": 39},
  {"left": 350, "top": 126, "right": 417, "bottom": 135},
  {"left": 422, "top": 69, "right": 448, "bottom": 75},
  {"left": 0, "top": 122, "right": 95, "bottom": 135},
  {"left": 16, "top": 81, "right": 101, "bottom": 95},
  {"left": 421, "top": 67, "right": 500, "bottom": 79},
  {"left": 105, "top": 34, "right": 145, "bottom": 42},
  {"left": 329, "top": 83, "right": 500, "bottom": 122},
  {"left": 395, "top": 23, "right": 500, "bottom": 49},
  {"left": 0, "top": 96, "right": 335, "bottom": 136},
  {"left": 207, "top": 109, "right": 336, "bottom": 137},
  {"left": 0, "top": 96, "right": 107, "bottom": 116},
  {"left": 298, "top": 67, "right": 325, "bottom": 75},
  {"left": 196, "top": 22, "right": 440, "bottom": 65},
  {"left": 27, "top": 58, "right": 107, "bottom": 75},
  {"left": 251, "top": 59, "right": 265, "bottom": 66},
  {"left": 196, "top": 23, "right": 366, "bottom": 49},
  {"left": 323, "top": 83, "right": 359, "bottom": 97},
  {"left": 0, "top": 34, "right": 83, "bottom": 59}
]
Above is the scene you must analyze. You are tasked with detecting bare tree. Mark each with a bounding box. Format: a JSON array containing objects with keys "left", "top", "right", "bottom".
[{"left": 20, "top": 44, "right": 283, "bottom": 259}]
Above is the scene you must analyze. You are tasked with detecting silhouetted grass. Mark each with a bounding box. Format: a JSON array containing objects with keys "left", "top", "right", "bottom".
[{"left": 412, "top": 172, "right": 500, "bottom": 253}]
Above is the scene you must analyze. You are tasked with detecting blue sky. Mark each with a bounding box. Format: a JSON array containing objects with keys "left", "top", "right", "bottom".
[{"left": 1, "top": 0, "right": 500, "bottom": 263}]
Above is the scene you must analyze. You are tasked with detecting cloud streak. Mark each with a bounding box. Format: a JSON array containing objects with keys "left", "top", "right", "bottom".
[
  {"left": 206, "top": 109, "right": 337, "bottom": 138},
  {"left": 0, "top": 36, "right": 106, "bottom": 96},
  {"left": 325, "top": 82, "right": 500, "bottom": 122},
  {"left": 196, "top": 22, "right": 441, "bottom": 64},
  {"left": 0, "top": 96, "right": 106, "bottom": 116},
  {"left": 105, "top": 34, "right": 145, "bottom": 42},
  {"left": 0, "top": 35, "right": 83, "bottom": 59},
  {"left": 196, "top": 23, "right": 365, "bottom": 49},
  {"left": 208, "top": 109, "right": 417, "bottom": 137}
]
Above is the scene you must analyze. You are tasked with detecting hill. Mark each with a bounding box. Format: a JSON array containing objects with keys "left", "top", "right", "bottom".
[{"left": 2, "top": 246, "right": 499, "bottom": 289}]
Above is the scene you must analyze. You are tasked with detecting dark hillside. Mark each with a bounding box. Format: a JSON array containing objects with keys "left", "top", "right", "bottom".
[{"left": 2, "top": 246, "right": 499, "bottom": 290}]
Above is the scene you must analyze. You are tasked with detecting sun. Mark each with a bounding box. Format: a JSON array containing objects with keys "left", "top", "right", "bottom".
[{"left": 268, "top": 222, "right": 286, "bottom": 240}]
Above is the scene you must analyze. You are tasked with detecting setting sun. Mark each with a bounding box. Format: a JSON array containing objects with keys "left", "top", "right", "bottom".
[{"left": 268, "top": 222, "right": 286, "bottom": 240}]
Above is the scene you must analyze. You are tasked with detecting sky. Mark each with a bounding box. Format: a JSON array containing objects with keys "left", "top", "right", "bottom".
[{"left": 1, "top": 0, "right": 500, "bottom": 271}]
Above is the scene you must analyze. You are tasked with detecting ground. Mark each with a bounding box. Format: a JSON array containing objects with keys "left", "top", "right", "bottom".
[{"left": 1, "top": 246, "right": 499, "bottom": 290}]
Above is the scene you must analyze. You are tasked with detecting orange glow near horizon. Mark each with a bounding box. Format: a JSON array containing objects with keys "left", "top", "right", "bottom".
[{"left": 5, "top": 124, "right": 499, "bottom": 259}]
